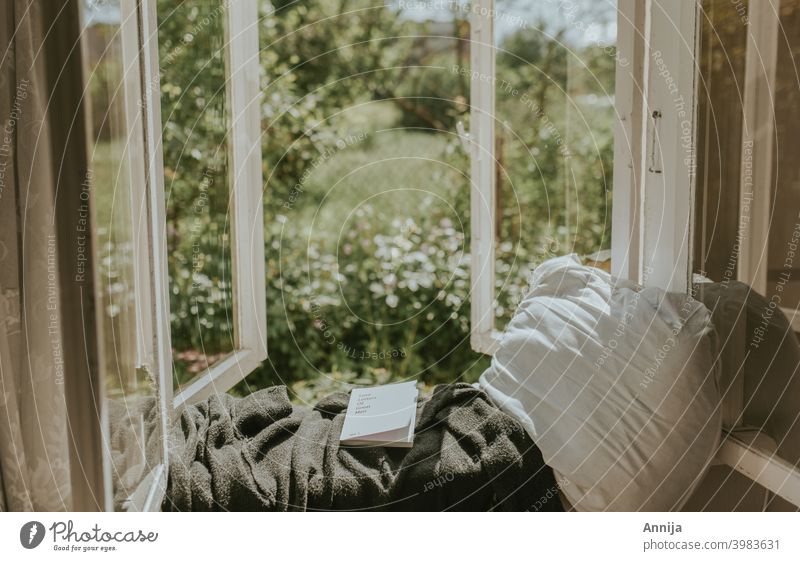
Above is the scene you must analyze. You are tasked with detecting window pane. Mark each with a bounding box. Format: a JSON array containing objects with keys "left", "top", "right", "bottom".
[
  {"left": 82, "top": 0, "right": 163, "bottom": 510},
  {"left": 692, "top": 0, "right": 749, "bottom": 281},
  {"left": 494, "top": 0, "right": 616, "bottom": 327},
  {"left": 694, "top": 0, "right": 800, "bottom": 326},
  {"left": 157, "top": 0, "right": 235, "bottom": 390}
]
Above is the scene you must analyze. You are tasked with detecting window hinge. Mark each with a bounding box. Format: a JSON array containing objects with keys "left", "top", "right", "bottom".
[{"left": 648, "top": 110, "right": 663, "bottom": 174}]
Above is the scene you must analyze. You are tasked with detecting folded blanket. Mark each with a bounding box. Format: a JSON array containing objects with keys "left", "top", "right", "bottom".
[{"left": 163, "top": 383, "right": 561, "bottom": 511}]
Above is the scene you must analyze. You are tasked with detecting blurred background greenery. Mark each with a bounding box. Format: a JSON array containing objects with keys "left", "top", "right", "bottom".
[{"left": 143, "top": 0, "right": 616, "bottom": 402}]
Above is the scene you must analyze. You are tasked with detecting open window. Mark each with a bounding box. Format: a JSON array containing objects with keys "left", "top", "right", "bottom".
[
  {"left": 79, "top": 0, "right": 265, "bottom": 510},
  {"left": 80, "top": 0, "right": 171, "bottom": 512},
  {"left": 75, "top": 0, "right": 800, "bottom": 511},
  {"left": 468, "top": 0, "right": 620, "bottom": 354},
  {"left": 468, "top": 0, "right": 700, "bottom": 353},
  {"left": 155, "top": 0, "right": 266, "bottom": 410}
]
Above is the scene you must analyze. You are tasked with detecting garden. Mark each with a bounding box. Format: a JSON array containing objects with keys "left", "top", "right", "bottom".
[{"left": 149, "top": 0, "right": 615, "bottom": 401}]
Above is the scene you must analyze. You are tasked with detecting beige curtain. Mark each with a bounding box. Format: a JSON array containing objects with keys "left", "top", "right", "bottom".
[{"left": 0, "top": 0, "right": 72, "bottom": 511}]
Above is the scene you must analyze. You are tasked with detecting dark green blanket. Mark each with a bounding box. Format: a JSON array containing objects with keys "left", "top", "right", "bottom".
[{"left": 163, "top": 383, "right": 561, "bottom": 511}]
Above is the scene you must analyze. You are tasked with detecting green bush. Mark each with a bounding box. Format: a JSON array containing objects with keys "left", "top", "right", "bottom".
[{"left": 242, "top": 200, "right": 495, "bottom": 393}]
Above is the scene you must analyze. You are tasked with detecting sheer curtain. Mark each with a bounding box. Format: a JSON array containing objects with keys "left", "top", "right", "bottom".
[{"left": 0, "top": 0, "right": 72, "bottom": 511}]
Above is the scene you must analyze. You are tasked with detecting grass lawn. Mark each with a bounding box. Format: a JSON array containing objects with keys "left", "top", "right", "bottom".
[{"left": 292, "top": 105, "right": 470, "bottom": 241}]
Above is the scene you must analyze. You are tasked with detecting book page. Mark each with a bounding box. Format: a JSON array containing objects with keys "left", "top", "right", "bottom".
[{"left": 340, "top": 381, "right": 417, "bottom": 440}]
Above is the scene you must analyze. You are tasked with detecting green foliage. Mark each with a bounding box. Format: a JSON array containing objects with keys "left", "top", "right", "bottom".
[
  {"left": 157, "top": 0, "right": 235, "bottom": 384},
  {"left": 258, "top": 1, "right": 408, "bottom": 207},
  {"left": 154, "top": 0, "right": 616, "bottom": 401},
  {"left": 259, "top": 197, "right": 488, "bottom": 383}
]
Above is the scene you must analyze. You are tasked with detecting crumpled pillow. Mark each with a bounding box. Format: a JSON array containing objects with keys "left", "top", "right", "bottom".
[{"left": 480, "top": 255, "right": 721, "bottom": 511}]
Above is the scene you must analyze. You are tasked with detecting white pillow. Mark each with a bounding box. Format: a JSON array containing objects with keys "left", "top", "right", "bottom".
[{"left": 480, "top": 255, "right": 721, "bottom": 511}]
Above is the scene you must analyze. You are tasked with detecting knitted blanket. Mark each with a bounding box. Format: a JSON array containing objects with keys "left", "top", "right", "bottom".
[{"left": 162, "top": 383, "right": 561, "bottom": 511}]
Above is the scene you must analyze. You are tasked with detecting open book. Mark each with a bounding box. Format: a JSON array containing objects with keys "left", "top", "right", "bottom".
[{"left": 340, "top": 381, "right": 418, "bottom": 447}]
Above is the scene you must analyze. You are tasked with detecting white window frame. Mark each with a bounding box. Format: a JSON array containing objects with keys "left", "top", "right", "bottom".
[
  {"left": 635, "top": 0, "right": 699, "bottom": 293},
  {"left": 468, "top": 0, "right": 700, "bottom": 354},
  {"left": 468, "top": 1, "right": 497, "bottom": 355},
  {"left": 78, "top": 0, "right": 172, "bottom": 511},
  {"left": 82, "top": 0, "right": 266, "bottom": 509},
  {"left": 121, "top": 0, "right": 174, "bottom": 511},
  {"left": 147, "top": 0, "right": 267, "bottom": 411}
]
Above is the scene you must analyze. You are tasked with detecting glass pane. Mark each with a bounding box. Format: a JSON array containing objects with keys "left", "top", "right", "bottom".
[
  {"left": 694, "top": 0, "right": 800, "bottom": 322},
  {"left": 258, "top": 1, "right": 487, "bottom": 400},
  {"left": 767, "top": 0, "right": 800, "bottom": 314},
  {"left": 693, "top": 0, "right": 749, "bottom": 281},
  {"left": 494, "top": 0, "right": 617, "bottom": 328},
  {"left": 157, "top": 0, "right": 235, "bottom": 390},
  {"left": 81, "top": 0, "right": 163, "bottom": 510}
]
